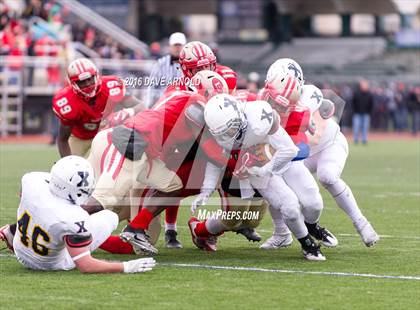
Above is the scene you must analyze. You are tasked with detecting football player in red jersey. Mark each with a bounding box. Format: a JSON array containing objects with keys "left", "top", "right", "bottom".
[
  {"left": 165, "top": 41, "right": 237, "bottom": 94},
  {"left": 157, "top": 41, "right": 237, "bottom": 242},
  {"left": 80, "top": 71, "right": 230, "bottom": 255},
  {"left": 53, "top": 58, "right": 145, "bottom": 157}
]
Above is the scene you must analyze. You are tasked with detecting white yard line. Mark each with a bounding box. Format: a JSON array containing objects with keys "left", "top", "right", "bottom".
[{"left": 163, "top": 263, "right": 420, "bottom": 281}]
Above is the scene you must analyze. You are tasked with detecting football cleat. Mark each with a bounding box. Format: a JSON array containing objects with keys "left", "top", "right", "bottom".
[
  {"left": 306, "top": 223, "right": 338, "bottom": 247},
  {"left": 165, "top": 230, "right": 183, "bottom": 249},
  {"left": 205, "top": 235, "right": 218, "bottom": 252},
  {"left": 188, "top": 217, "right": 218, "bottom": 252},
  {"left": 0, "top": 224, "right": 14, "bottom": 252},
  {"left": 354, "top": 218, "right": 380, "bottom": 247},
  {"left": 260, "top": 233, "right": 293, "bottom": 250},
  {"left": 120, "top": 225, "right": 158, "bottom": 255},
  {"left": 301, "top": 237, "right": 326, "bottom": 261},
  {"left": 236, "top": 228, "right": 262, "bottom": 242}
]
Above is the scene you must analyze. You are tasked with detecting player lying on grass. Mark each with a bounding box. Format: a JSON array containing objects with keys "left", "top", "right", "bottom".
[
  {"left": 189, "top": 93, "right": 327, "bottom": 260},
  {"left": 0, "top": 156, "right": 155, "bottom": 273},
  {"left": 53, "top": 58, "right": 145, "bottom": 157}
]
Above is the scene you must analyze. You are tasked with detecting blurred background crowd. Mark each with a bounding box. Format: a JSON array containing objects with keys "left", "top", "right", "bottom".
[{"left": 0, "top": 0, "right": 419, "bottom": 138}]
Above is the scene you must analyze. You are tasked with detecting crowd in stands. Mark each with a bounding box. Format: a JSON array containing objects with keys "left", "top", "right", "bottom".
[
  {"left": 1, "top": 0, "right": 141, "bottom": 60},
  {"left": 334, "top": 81, "right": 420, "bottom": 135},
  {"left": 242, "top": 74, "right": 420, "bottom": 135}
]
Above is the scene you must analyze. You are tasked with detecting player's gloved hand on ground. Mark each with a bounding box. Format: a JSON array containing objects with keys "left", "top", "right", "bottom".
[
  {"left": 191, "top": 192, "right": 210, "bottom": 213},
  {"left": 123, "top": 257, "right": 156, "bottom": 273}
]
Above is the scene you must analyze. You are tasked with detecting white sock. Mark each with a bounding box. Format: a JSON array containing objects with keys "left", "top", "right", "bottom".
[
  {"left": 205, "top": 217, "right": 225, "bottom": 235},
  {"left": 165, "top": 223, "right": 177, "bottom": 231},
  {"left": 269, "top": 206, "right": 291, "bottom": 235},
  {"left": 326, "top": 179, "right": 364, "bottom": 223}
]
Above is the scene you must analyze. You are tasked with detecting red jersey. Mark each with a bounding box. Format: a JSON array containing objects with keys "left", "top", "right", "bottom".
[
  {"left": 123, "top": 90, "right": 228, "bottom": 166},
  {"left": 164, "top": 64, "right": 237, "bottom": 94},
  {"left": 280, "top": 104, "right": 311, "bottom": 145},
  {"left": 52, "top": 76, "right": 126, "bottom": 139},
  {"left": 235, "top": 89, "right": 258, "bottom": 102}
]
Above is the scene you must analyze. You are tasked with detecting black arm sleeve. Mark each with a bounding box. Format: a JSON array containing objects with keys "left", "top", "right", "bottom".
[{"left": 64, "top": 234, "right": 92, "bottom": 248}]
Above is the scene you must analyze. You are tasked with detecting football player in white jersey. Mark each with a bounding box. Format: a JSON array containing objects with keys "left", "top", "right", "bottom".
[
  {"left": 0, "top": 156, "right": 155, "bottom": 273},
  {"left": 189, "top": 94, "right": 326, "bottom": 260},
  {"left": 259, "top": 60, "right": 338, "bottom": 250},
  {"left": 302, "top": 88, "right": 379, "bottom": 246},
  {"left": 261, "top": 83, "right": 379, "bottom": 248}
]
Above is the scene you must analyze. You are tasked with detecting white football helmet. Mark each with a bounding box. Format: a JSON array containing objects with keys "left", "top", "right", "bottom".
[
  {"left": 204, "top": 94, "right": 247, "bottom": 150},
  {"left": 49, "top": 156, "right": 95, "bottom": 205},
  {"left": 300, "top": 84, "right": 324, "bottom": 113},
  {"left": 266, "top": 58, "right": 304, "bottom": 86}
]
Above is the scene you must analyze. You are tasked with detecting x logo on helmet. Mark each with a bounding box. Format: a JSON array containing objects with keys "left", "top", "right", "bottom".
[
  {"left": 77, "top": 171, "right": 90, "bottom": 187},
  {"left": 311, "top": 91, "right": 322, "bottom": 104},
  {"left": 288, "top": 63, "right": 301, "bottom": 80}
]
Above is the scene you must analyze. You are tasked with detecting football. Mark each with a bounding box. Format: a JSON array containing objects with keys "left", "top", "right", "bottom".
[{"left": 246, "top": 143, "right": 276, "bottom": 166}]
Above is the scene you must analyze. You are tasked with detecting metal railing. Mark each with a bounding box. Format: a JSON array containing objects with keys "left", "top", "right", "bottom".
[
  {"left": 0, "top": 55, "right": 155, "bottom": 95},
  {"left": 57, "top": 0, "right": 149, "bottom": 57}
]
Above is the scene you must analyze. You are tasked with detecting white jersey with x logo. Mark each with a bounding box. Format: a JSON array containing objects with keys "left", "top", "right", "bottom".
[{"left": 13, "top": 172, "right": 91, "bottom": 270}]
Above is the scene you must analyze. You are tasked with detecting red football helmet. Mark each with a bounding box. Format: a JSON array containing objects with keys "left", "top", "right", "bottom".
[
  {"left": 67, "top": 58, "right": 102, "bottom": 98},
  {"left": 179, "top": 41, "right": 217, "bottom": 78}
]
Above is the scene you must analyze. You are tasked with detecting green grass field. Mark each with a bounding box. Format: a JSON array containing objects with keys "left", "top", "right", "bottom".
[{"left": 0, "top": 141, "right": 419, "bottom": 309}]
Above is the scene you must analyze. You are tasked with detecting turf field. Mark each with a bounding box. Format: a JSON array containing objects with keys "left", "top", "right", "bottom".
[{"left": 0, "top": 140, "right": 419, "bottom": 309}]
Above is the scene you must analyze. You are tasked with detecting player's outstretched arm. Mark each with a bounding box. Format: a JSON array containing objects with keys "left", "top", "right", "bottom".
[
  {"left": 65, "top": 241, "right": 156, "bottom": 274},
  {"left": 57, "top": 123, "right": 72, "bottom": 157}
]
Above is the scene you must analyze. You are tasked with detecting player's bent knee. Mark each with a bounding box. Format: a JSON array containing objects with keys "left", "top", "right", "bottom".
[
  {"left": 281, "top": 203, "right": 301, "bottom": 223},
  {"left": 317, "top": 166, "right": 340, "bottom": 187}
]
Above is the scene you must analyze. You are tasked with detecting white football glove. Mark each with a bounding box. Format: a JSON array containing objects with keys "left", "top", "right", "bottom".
[
  {"left": 191, "top": 192, "right": 210, "bottom": 213},
  {"left": 123, "top": 257, "right": 156, "bottom": 273}
]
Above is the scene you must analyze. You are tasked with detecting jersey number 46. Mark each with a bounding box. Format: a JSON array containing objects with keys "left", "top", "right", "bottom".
[{"left": 18, "top": 212, "right": 50, "bottom": 256}]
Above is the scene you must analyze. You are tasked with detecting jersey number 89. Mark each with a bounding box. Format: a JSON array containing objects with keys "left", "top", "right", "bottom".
[
  {"left": 56, "top": 97, "right": 72, "bottom": 115},
  {"left": 107, "top": 80, "right": 121, "bottom": 96}
]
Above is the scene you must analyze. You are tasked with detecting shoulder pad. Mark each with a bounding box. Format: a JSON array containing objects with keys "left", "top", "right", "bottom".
[{"left": 245, "top": 100, "right": 274, "bottom": 136}]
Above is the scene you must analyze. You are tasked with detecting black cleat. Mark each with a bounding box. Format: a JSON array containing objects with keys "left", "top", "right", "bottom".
[
  {"left": 236, "top": 228, "right": 262, "bottom": 242},
  {"left": 165, "top": 230, "right": 183, "bottom": 249},
  {"left": 300, "top": 235, "right": 326, "bottom": 261},
  {"left": 305, "top": 222, "right": 338, "bottom": 247}
]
